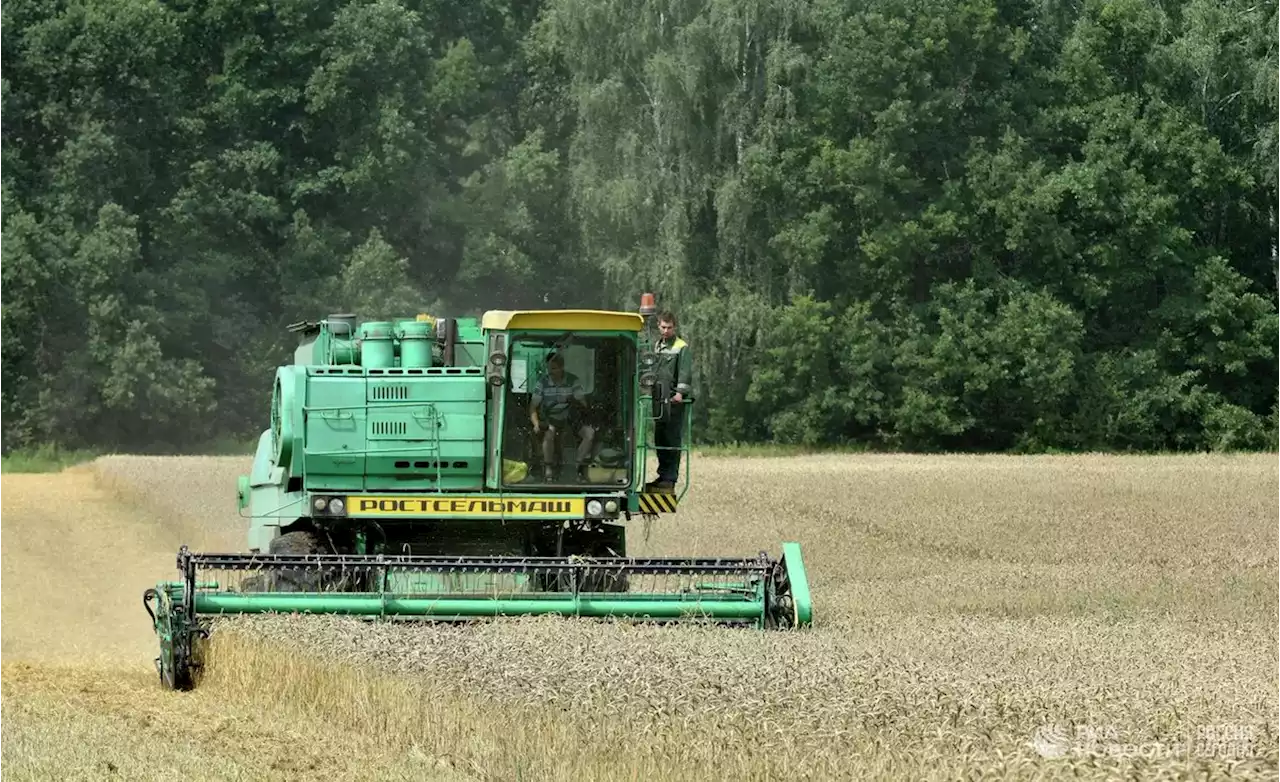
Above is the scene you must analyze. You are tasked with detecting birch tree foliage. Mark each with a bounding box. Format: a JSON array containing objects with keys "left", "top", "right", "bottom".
[{"left": 2, "top": 0, "right": 1273, "bottom": 453}]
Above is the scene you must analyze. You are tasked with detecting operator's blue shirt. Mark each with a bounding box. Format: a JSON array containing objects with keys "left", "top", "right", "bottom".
[{"left": 532, "top": 371, "right": 586, "bottom": 424}]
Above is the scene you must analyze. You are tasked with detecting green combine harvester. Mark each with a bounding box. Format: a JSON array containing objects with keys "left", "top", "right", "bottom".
[{"left": 144, "top": 294, "right": 812, "bottom": 690}]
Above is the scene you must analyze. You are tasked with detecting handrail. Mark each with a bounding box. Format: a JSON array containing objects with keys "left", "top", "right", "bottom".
[{"left": 640, "top": 394, "right": 693, "bottom": 502}]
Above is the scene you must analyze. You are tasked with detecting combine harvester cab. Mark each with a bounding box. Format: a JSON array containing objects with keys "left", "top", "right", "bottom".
[{"left": 144, "top": 294, "right": 812, "bottom": 690}]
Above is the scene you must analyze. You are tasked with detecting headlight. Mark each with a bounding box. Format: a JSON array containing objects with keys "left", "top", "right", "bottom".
[
  {"left": 313, "top": 497, "right": 327, "bottom": 511},
  {"left": 604, "top": 499, "right": 619, "bottom": 513},
  {"left": 586, "top": 500, "right": 604, "bottom": 516},
  {"left": 328, "top": 497, "right": 346, "bottom": 515}
]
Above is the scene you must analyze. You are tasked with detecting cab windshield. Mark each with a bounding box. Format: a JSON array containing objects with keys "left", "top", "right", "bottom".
[{"left": 501, "top": 333, "right": 635, "bottom": 488}]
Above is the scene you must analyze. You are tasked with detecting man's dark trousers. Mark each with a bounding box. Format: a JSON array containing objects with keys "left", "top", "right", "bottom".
[{"left": 653, "top": 400, "right": 684, "bottom": 485}]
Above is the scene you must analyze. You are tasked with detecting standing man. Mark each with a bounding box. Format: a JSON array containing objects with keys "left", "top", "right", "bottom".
[{"left": 649, "top": 310, "right": 692, "bottom": 492}]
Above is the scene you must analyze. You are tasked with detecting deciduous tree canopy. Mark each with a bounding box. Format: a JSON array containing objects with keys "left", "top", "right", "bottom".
[{"left": 4, "top": 0, "right": 1275, "bottom": 452}]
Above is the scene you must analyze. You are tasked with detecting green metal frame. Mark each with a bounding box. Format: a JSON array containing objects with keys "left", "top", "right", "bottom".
[
  {"left": 628, "top": 395, "right": 693, "bottom": 512},
  {"left": 494, "top": 329, "right": 642, "bottom": 494}
]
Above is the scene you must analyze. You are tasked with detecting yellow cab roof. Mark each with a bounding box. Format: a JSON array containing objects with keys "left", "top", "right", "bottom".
[{"left": 480, "top": 309, "right": 644, "bottom": 332}]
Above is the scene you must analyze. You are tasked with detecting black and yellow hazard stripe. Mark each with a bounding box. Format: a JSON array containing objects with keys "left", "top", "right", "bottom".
[{"left": 637, "top": 492, "right": 679, "bottom": 514}]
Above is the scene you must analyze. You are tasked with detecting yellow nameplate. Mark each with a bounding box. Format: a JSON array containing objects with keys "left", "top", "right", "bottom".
[{"left": 346, "top": 495, "right": 585, "bottom": 518}]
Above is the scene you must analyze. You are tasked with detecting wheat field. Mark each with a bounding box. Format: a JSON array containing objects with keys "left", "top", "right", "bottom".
[{"left": 2, "top": 452, "right": 1276, "bottom": 780}]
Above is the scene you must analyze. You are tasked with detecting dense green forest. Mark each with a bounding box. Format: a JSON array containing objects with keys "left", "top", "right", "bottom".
[{"left": 3, "top": 0, "right": 1276, "bottom": 454}]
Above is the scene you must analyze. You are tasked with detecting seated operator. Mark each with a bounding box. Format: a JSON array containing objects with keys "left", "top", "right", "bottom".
[{"left": 529, "top": 352, "right": 595, "bottom": 482}]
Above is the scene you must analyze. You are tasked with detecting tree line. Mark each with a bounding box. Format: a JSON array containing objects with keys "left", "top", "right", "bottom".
[{"left": 3, "top": 0, "right": 1276, "bottom": 454}]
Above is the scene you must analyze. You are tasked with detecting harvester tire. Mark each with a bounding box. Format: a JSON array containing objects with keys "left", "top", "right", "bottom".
[
  {"left": 238, "top": 574, "right": 267, "bottom": 593},
  {"left": 269, "top": 530, "right": 325, "bottom": 555},
  {"left": 543, "top": 524, "right": 630, "bottom": 593},
  {"left": 268, "top": 530, "right": 328, "bottom": 592}
]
